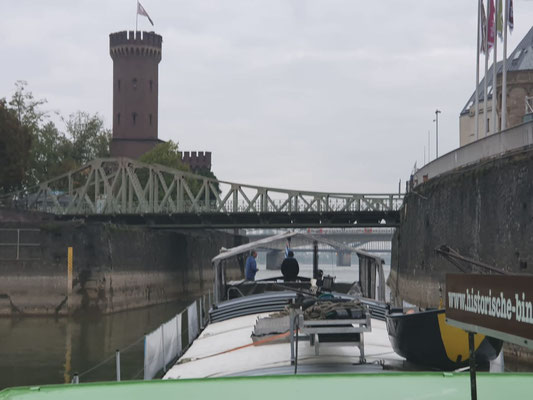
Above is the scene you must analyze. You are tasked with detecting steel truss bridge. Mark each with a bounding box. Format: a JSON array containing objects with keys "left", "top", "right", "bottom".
[{"left": 2, "top": 158, "right": 404, "bottom": 228}]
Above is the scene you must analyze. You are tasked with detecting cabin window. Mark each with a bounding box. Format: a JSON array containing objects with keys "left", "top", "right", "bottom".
[
  {"left": 132, "top": 112, "right": 137, "bottom": 125},
  {"left": 117, "top": 113, "right": 121, "bottom": 125},
  {"left": 149, "top": 114, "right": 153, "bottom": 126},
  {"left": 132, "top": 78, "right": 137, "bottom": 89},
  {"left": 149, "top": 80, "right": 153, "bottom": 92},
  {"left": 118, "top": 80, "right": 121, "bottom": 91}
]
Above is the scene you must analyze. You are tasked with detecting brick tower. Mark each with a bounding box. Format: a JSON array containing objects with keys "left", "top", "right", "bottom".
[{"left": 109, "top": 31, "right": 163, "bottom": 158}]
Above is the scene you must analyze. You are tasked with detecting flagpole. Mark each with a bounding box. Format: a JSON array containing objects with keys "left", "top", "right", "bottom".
[
  {"left": 501, "top": 0, "right": 508, "bottom": 130},
  {"left": 136, "top": 1, "right": 139, "bottom": 32},
  {"left": 475, "top": 0, "right": 481, "bottom": 141},
  {"left": 483, "top": 0, "right": 490, "bottom": 138},
  {"left": 492, "top": 0, "right": 499, "bottom": 134}
]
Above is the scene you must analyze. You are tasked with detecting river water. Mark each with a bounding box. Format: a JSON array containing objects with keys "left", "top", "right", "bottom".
[
  {"left": 3, "top": 257, "right": 528, "bottom": 390},
  {"left": 0, "top": 299, "right": 192, "bottom": 390},
  {"left": 0, "top": 258, "right": 386, "bottom": 390}
]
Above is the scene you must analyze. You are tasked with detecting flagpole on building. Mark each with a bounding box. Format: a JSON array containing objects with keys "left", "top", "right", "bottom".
[
  {"left": 501, "top": 0, "right": 509, "bottom": 130},
  {"left": 136, "top": 1, "right": 139, "bottom": 32},
  {"left": 491, "top": 0, "right": 499, "bottom": 134},
  {"left": 475, "top": 0, "right": 481, "bottom": 140},
  {"left": 483, "top": 0, "right": 490, "bottom": 137}
]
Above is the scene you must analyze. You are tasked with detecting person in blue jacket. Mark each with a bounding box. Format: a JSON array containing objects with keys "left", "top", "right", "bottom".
[{"left": 245, "top": 250, "right": 258, "bottom": 280}]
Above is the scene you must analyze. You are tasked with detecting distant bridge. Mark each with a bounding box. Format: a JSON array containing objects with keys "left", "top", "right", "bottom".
[
  {"left": 2, "top": 158, "right": 404, "bottom": 228},
  {"left": 245, "top": 228, "right": 394, "bottom": 254}
]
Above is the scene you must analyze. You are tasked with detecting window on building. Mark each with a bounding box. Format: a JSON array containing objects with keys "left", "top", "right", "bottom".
[
  {"left": 118, "top": 80, "right": 121, "bottom": 91},
  {"left": 149, "top": 114, "right": 153, "bottom": 126},
  {"left": 132, "top": 78, "right": 137, "bottom": 89},
  {"left": 117, "top": 113, "right": 121, "bottom": 125},
  {"left": 487, "top": 118, "right": 490, "bottom": 133},
  {"left": 132, "top": 112, "right": 137, "bottom": 125},
  {"left": 149, "top": 80, "right": 153, "bottom": 92}
]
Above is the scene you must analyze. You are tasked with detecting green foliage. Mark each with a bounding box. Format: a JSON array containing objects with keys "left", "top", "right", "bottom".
[
  {"left": 140, "top": 141, "right": 220, "bottom": 198},
  {"left": 2, "top": 82, "right": 111, "bottom": 189},
  {"left": 139, "top": 140, "right": 188, "bottom": 171},
  {"left": 0, "top": 100, "right": 32, "bottom": 193},
  {"left": 65, "top": 111, "right": 111, "bottom": 164}
]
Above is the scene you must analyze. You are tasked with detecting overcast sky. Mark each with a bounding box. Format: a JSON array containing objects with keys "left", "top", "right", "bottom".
[{"left": 1, "top": 1, "right": 532, "bottom": 193}]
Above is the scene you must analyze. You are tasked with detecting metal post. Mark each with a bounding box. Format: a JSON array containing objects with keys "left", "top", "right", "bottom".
[
  {"left": 435, "top": 109, "right": 441, "bottom": 158},
  {"left": 289, "top": 306, "right": 295, "bottom": 364},
  {"left": 115, "top": 349, "right": 121, "bottom": 382},
  {"left": 501, "top": 0, "right": 508, "bottom": 130},
  {"left": 491, "top": 0, "right": 499, "bottom": 135},
  {"left": 475, "top": 0, "right": 481, "bottom": 140},
  {"left": 313, "top": 241, "right": 319, "bottom": 279},
  {"left": 67, "top": 247, "right": 73, "bottom": 313},
  {"left": 468, "top": 332, "right": 477, "bottom": 400},
  {"left": 72, "top": 373, "right": 79, "bottom": 384},
  {"left": 16, "top": 229, "right": 20, "bottom": 260}
]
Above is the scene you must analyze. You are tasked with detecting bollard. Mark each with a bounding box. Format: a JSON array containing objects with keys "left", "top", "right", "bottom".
[
  {"left": 72, "top": 373, "right": 79, "bottom": 384},
  {"left": 116, "top": 350, "right": 121, "bottom": 382}
]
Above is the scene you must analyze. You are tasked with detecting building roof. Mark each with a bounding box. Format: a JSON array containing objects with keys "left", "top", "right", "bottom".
[{"left": 460, "top": 25, "right": 533, "bottom": 115}]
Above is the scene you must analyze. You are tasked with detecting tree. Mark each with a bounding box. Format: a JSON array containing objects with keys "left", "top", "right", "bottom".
[
  {"left": 27, "top": 122, "right": 75, "bottom": 185},
  {"left": 139, "top": 140, "right": 188, "bottom": 171},
  {"left": 0, "top": 100, "right": 32, "bottom": 193},
  {"left": 140, "top": 141, "right": 220, "bottom": 198},
  {"left": 8, "top": 80, "right": 47, "bottom": 134},
  {"left": 65, "top": 111, "right": 111, "bottom": 165},
  {"left": 3, "top": 82, "right": 112, "bottom": 188}
]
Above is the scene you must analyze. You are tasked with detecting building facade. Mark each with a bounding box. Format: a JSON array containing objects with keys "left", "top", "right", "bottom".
[{"left": 460, "top": 26, "right": 533, "bottom": 146}]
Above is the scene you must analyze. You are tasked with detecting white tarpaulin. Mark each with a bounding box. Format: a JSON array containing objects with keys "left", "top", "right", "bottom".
[
  {"left": 163, "top": 315, "right": 182, "bottom": 366},
  {"left": 144, "top": 326, "right": 164, "bottom": 380},
  {"left": 143, "top": 296, "right": 207, "bottom": 380},
  {"left": 188, "top": 302, "right": 199, "bottom": 344}
]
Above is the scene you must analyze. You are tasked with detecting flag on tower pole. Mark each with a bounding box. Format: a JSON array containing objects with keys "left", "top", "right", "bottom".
[
  {"left": 497, "top": 0, "right": 503, "bottom": 40},
  {"left": 508, "top": 0, "right": 514, "bottom": 32},
  {"left": 136, "top": 1, "right": 154, "bottom": 31},
  {"left": 487, "top": 0, "right": 495, "bottom": 50},
  {"left": 480, "top": 1, "right": 488, "bottom": 54}
]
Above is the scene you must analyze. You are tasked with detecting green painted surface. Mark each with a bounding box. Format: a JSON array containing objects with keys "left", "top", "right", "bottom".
[{"left": 1, "top": 373, "right": 532, "bottom": 400}]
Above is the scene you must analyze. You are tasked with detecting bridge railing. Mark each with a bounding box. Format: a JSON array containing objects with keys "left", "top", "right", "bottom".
[{"left": 1, "top": 158, "right": 404, "bottom": 216}]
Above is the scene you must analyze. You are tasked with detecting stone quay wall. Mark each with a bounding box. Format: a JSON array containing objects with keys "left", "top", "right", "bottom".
[
  {"left": 392, "top": 146, "right": 533, "bottom": 364},
  {"left": 0, "top": 209, "right": 246, "bottom": 316}
]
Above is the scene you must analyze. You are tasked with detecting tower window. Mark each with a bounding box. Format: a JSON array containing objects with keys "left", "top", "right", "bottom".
[
  {"left": 149, "top": 80, "right": 153, "bottom": 92},
  {"left": 118, "top": 80, "right": 121, "bottom": 91},
  {"left": 132, "top": 78, "right": 137, "bottom": 89},
  {"left": 132, "top": 112, "right": 137, "bottom": 125},
  {"left": 117, "top": 113, "right": 121, "bottom": 125},
  {"left": 149, "top": 114, "right": 153, "bottom": 126}
]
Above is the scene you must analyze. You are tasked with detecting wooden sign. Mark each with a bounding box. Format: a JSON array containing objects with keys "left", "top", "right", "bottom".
[{"left": 446, "top": 274, "right": 533, "bottom": 349}]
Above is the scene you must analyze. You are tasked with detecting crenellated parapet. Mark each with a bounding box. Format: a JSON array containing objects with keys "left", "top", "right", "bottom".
[
  {"left": 182, "top": 151, "right": 212, "bottom": 172},
  {"left": 110, "top": 31, "right": 162, "bottom": 61}
]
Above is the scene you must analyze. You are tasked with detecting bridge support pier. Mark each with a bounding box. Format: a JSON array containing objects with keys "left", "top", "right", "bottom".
[
  {"left": 266, "top": 250, "right": 284, "bottom": 270},
  {"left": 336, "top": 251, "right": 351, "bottom": 267}
]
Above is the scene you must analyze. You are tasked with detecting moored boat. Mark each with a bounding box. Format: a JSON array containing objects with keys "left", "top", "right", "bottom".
[{"left": 386, "top": 308, "right": 503, "bottom": 370}]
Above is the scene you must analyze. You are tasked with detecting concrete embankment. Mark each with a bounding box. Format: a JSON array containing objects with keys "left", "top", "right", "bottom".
[
  {"left": 0, "top": 209, "right": 246, "bottom": 316},
  {"left": 392, "top": 146, "right": 533, "bottom": 365}
]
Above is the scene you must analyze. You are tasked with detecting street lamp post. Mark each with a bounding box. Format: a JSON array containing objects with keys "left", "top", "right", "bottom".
[{"left": 435, "top": 109, "right": 441, "bottom": 158}]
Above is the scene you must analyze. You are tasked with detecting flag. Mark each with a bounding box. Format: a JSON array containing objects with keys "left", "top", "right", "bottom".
[
  {"left": 508, "top": 0, "right": 514, "bottom": 32},
  {"left": 497, "top": 0, "right": 503, "bottom": 40},
  {"left": 480, "top": 1, "right": 488, "bottom": 54},
  {"left": 137, "top": 1, "right": 154, "bottom": 26},
  {"left": 487, "top": 0, "right": 495, "bottom": 50}
]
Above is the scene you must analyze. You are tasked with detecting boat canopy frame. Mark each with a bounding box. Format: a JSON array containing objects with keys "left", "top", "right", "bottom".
[{"left": 212, "top": 231, "right": 386, "bottom": 304}]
